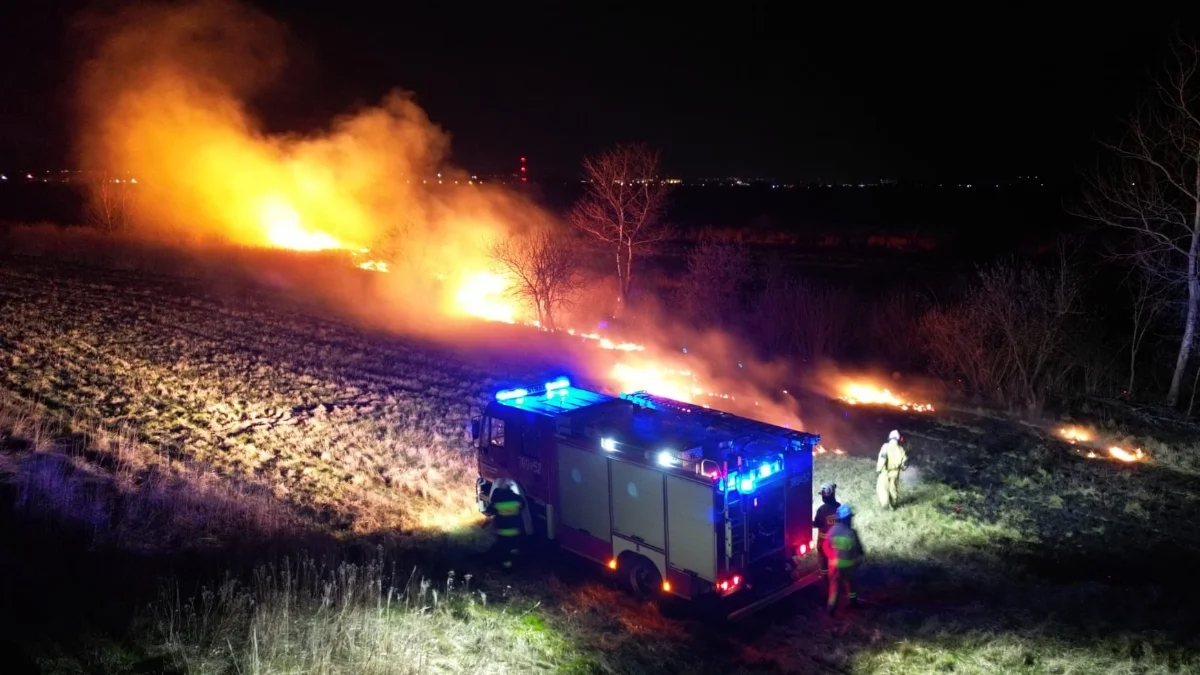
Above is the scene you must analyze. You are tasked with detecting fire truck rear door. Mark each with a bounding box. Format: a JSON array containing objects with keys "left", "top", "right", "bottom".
[{"left": 666, "top": 474, "right": 717, "bottom": 582}]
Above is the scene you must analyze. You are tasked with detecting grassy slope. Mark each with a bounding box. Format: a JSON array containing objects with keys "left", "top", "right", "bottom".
[{"left": 2, "top": 255, "right": 1199, "bottom": 674}]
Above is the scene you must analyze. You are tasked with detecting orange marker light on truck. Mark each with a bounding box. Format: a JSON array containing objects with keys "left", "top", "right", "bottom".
[
  {"left": 607, "top": 558, "right": 617, "bottom": 570},
  {"left": 662, "top": 581, "right": 672, "bottom": 592}
]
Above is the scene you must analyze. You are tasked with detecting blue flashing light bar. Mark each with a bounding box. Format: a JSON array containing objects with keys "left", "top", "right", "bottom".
[
  {"left": 495, "top": 387, "right": 530, "bottom": 402},
  {"left": 739, "top": 476, "right": 756, "bottom": 494},
  {"left": 496, "top": 377, "right": 569, "bottom": 403}
]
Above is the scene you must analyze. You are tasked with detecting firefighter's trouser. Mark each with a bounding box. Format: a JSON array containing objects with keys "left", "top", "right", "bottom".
[
  {"left": 491, "top": 531, "right": 523, "bottom": 569},
  {"left": 817, "top": 536, "right": 829, "bottom": 577},
  {"left": 876, "top": 470, "right": 901, "bottom": 508},
  {"left": 827, "top": 564, "right": 857, "bottom": 612},
  {"left": 491, "top": 499, "right": 525, "bottom": 570}
]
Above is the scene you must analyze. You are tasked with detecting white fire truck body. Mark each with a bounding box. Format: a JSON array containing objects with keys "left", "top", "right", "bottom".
[{"left": 473, "top": 378, "right": 823, "bottom": 616}]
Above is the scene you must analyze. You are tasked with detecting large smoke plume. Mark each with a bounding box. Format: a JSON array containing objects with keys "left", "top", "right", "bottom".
[
  {"left": 72, "top": 0, "right": 550, "bottom": 329},
  {"left": 68, "top": 0, "right": 813, "bottom": 433}
]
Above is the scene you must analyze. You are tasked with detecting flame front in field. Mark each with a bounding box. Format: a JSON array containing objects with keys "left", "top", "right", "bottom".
[
  {"left": 453, "top": 271, "right": 519, "bottom": 324},
  {"left": 1107, "top": 446, "right": 1145, "bottom": 463},
  {"left": 838, "top": 382, "right": 935, "bottom": 413},
  {"left": 1059, "top": 426, "right": 1146, "bottom": 463},
  {"left": 611, "top": 362, "right": 701, "bottom": 402},
  {"left": 815, "top": 444, "right": 844, "bottom": 456},
  {"left": 259, "top": 197, "right": 348, "bottom": 252},
  {"left": 1058, "top": 426, "right": 1092, "bottom": 444}
]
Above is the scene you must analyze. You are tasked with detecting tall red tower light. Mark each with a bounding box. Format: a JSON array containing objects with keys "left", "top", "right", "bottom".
[{"left": 520, "top": 156, "right": 527, "bottom": 183}]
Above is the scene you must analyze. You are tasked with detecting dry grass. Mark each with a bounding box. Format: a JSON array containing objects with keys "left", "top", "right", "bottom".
[
  {"left": 0, "top": 260, "right": 487, "bottom": 537},
  {"left": 0, "top": 391, "right": 300, "bottom": 550},
  {"left": 156, "top": 556, "right": 585, "bottom": 675},
  {"left": 2, "top": 247, "right": 1199, "bottom": 674}
]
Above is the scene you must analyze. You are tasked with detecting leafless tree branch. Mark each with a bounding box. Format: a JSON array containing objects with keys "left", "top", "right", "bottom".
[
  {"left": 1075, "top": 37, "right": 1200, "bottom": 406},
  {"left": 489, "top": 227, "right": 584, "bottom": 331},
  {"left": 568, "top": 143, "right": 673, "bottom": 310}
]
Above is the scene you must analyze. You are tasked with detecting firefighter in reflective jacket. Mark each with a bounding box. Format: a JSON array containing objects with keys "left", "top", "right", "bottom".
[
  {"left": 485, "top": 479, "right": 526, "bottom": 570},
  {"left": 822, "top": 504, "right": 864, "bottom": 615},
  {"left": 876, "top": 429, "right": 908, "bottom": 509},
  {"left": 813, "top": 483, "right": 840, "bottom": 579}
]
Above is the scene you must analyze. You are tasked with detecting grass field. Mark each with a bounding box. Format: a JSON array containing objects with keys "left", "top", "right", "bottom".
[{"left": 2, "top": 252, "right": 1199, "bottom": 674}]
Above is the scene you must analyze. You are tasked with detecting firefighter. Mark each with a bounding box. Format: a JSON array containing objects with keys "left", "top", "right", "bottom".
[
  {"left": 822, "top": 503, "right": 864, "bottom": 616},
  {"left": 485, "top": 478, "right": 527, "bottom": 570},
  {"left": 876, "top": 429, "right": 908, "bottom": 509},
  {"left": 813, "top": 483, "right": 840, "bottom": 579}
]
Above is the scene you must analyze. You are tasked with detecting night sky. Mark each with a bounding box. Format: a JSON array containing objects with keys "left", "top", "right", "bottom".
[{"left": 0, "top": 3, "right": 1193, "bottom": 181}]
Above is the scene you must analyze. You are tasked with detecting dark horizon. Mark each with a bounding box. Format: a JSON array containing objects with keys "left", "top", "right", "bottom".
[{"left": 0, "top": 4, "right": 1195, "bottom": 182}]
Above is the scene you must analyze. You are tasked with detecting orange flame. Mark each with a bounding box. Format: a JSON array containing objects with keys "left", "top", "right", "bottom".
[
  {"left": 1058, "top": 426, "right": 1146, "bottom": 463},
  {"left": 1058, "top": 426, "right": 1092, "bottom": 444},
  {"left": 836, "top": 381, "right": 935, "bottom": 412},
  {"left": 1107, "top": 446, "right": 1145, "bottom": 463}
]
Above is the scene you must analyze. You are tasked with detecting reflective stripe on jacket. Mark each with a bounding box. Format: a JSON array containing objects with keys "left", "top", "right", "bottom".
[
  {"left": 488, "top": 487, "right": 525, "bottom": 537},
  {"left": 822, "top": 523, "right": 864, "bottom": 568}
]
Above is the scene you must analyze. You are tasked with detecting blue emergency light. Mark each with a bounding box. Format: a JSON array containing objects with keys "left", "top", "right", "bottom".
[
  {"left": 496, "top": 377, "right": 570, "bottom": 403},
  {"left": 495, "top": 387, "right": 530, "bottom": 402}
]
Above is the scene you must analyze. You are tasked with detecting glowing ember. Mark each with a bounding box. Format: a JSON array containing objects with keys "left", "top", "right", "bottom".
[
  {"left": 1058, "top": 426, "right": 1092, "bottom": 444},
  {"left": 838, "top": 382, "right": 935, "bottom": 412}
]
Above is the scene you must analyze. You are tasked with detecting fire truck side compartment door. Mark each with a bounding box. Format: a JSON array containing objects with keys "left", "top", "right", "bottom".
[
  {"left": 610, "top": 461, "right": 666, "bottom": 551},
  {"left": 556, "top": 442, "right": 611, "bottom": 538},
  {"left": 666, "top": 475, "right": 717, "bottom": 582}
]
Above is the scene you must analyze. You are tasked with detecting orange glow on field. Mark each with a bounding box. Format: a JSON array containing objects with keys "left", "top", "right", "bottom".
[
  {"left": 260, "top": 197, "right": 348, "bottom": 251},
  {"left": 452, "top": 271, "right": 520, "bottom": 324},
  {"left": 75, "top": 0, "right": 542, "bottom": 318},
  {"left": 611, "top": 362, "right": 700, "bottom": 402},
  {"left": 836, "top": 380, "right": 935, "bottom": 412}
]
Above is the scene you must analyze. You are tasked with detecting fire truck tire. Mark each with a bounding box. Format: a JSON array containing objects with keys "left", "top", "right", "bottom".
[{"left": 622, "top": 554, "right": 662, "bottom": 599}]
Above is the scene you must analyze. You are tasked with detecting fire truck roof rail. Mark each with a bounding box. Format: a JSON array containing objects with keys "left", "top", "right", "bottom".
[{"left": 620, "top": 391, "right": 820, "bottom": 447}]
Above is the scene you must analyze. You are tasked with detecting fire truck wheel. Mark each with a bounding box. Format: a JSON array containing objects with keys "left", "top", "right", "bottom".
[{"left": 623, "top": 555, "right": 662, "bottom": 599}]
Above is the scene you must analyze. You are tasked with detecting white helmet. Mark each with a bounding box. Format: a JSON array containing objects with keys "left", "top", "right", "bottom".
[{"left": 888, "top": 430, "right": 901, "bottom": 441}]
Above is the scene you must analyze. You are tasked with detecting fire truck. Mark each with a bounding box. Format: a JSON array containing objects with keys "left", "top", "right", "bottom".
[{"left": 472, "top": 377, "right": 825, "bottom": 619}]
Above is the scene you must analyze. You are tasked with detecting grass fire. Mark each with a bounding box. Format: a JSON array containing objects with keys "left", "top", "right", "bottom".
[{"left": 2, "top": 2, "right": 1200, "bottom": 675}]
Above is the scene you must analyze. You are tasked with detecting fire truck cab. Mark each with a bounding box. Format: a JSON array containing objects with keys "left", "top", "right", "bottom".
[{"left": 472, "top": 378, "right": 824, "bottom": 618}]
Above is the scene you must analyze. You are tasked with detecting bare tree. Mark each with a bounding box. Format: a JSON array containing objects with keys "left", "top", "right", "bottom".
[
  {"left": 1079, "top": 39, "right": 1200, "bottom": 406},
  {"left": 1125, "top": 269, "right": 1171, "bottom": 396},
  {"left": 868, "top": 288, "right": 930, "bottom": 370},
  {"left": 753, "top": 279, "right": 853, "bottom": 363},
  {"left": 921, "top": 300, "right": 1005, "bottom": 400},
  {"left": 85, "top": 172, "right": 132, "bottom": 233},
  {"left": 569, "top": 143, "right": 672, "bottom": 310},
  {"left": 921, "top": 252, "right": 1082, "bottom": 412},
  {"left": 489, "top": 227, "right": 583, "bottom": 331},
  {"left": 677, "top": 237, "right": 751, "bottom": 330}
]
